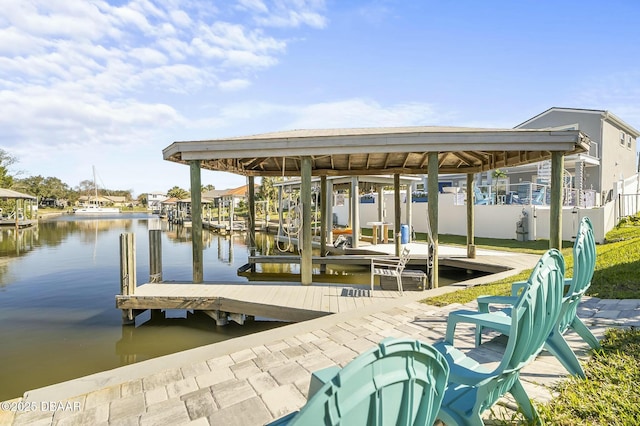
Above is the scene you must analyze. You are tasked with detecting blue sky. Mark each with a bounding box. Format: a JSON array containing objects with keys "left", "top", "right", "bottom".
[{"left": 2, "top": 0, "right": 640, "bottom": 196}]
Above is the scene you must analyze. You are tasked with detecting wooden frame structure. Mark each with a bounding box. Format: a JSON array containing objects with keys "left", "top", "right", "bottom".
[
  {"left": 163, "top": 126, "right": 590, "bottom": 287},
  {"left": 0, "top": 188, "right": 38, "bottom": 229}
]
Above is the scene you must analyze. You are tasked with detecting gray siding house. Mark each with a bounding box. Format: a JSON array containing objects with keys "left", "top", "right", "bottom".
[{"left": 515, "top": 107, "right": 640, "bottom": 204}]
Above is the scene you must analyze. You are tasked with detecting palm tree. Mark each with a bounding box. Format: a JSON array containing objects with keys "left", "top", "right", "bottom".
[
  {"left": 492, "top": 169, "right": 507, "bottom": 204},
  {"left": 167, "top": 186, "right": 189, "bottom": 199}
]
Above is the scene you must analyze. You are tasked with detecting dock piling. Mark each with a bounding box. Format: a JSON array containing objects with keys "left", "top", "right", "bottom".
[
  {"left": 119, "top": 233, "right": 137, "bottom": 325},
  {"left": 149, "top": 229, "right": 162, "bottom": 283}
]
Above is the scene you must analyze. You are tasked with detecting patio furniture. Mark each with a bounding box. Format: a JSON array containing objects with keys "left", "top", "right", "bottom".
[
  {"left": 474, "top": 217, "right": 599, "bottom": 378},
  {"left": 267, "top": 338, "right": 449, "bottom": 426},
  {"left": 370, "top": 247, "right": 410, "bottom": 295},
  {"left": 434, "top": 249, "right": 565, "bottom": 425},
  {"left": 473, "top": 187, "right": 490, "bottom": 205}
]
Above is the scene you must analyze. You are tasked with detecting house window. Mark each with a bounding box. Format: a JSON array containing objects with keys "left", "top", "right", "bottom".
[
  {"left": 620, "top": 131, "right": 626, "bottom": 145},
  {"left": 628, "top": 135, "right": 633, "bottom": 149}
]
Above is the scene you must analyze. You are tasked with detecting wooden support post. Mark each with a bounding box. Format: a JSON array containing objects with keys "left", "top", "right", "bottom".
[
  {"left": 428, "top": 152, "right": 439, "bottom": 288},
  {"left": 394, "top": 174, "right": 401, "bottom": 256},
  {"left": 351, "top": 176, "right": 360, "bottom": 248},
  {"left": 229, "top": 196, "right": 234, "bottom": 232},
  {"left": 326, "top": 179, "right": 334, "bottom": 245},
  {"left": 301, "top": 156, "right": 313, "bottom": 285},
  {"left": 119, "top": 233, "right": 137, "bottom": 325},
  {"left": 248, "top": 176, "right": 256, "bottom": 273},
  {"left": 405, "top": 182, "right": 413, "bottom": 243},
  {"left": 217, "top": 199, "right": 222, "bottom": 224},
  {"left": 278, "top": 185, "right": 284, "bottom": 236},
  {"left": 190, "top": 160, "right": 203, "bottom": 283},
  {"left": 320, "top": 176, "right": 327, "bottom": 273},
  {"left": 550, "top": 152, "right": 564, "bottom": 249},
  {"left": 466, "top": 173, "right": 476, "bottom": 258},
  {"left": 149, "top": 229, "right": 162, "bottom": 283},
  {"left": 377, "top": 185, "right": 384, "bottom": 243}
]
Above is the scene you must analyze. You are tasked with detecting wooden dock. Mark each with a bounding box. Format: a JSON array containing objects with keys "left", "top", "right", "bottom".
[
  {"left": 0, "top": 218, "right": 37, "bottom": 228},
  {"left": 116, "top": 282, "right": 401, "bottom": 324}
]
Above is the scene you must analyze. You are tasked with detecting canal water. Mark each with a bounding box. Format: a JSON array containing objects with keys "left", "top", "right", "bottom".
[
  {"left": 0, "top": 214, "right": 470, "bottom": 401},
  {"left": 0, "top": 214, "right": 285, "bottom": 401}
]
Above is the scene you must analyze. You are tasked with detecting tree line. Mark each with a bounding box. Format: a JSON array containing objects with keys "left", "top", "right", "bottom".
[
  {"left": 1, "top": 148, "right": 278, "bottom": 209},
  {"left": 1, "top": 149, "right": 136, "bottom": 206}
]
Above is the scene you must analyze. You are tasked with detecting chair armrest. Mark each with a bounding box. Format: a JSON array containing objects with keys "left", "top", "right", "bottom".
[
  {"left": 371, "top": 258, "right": 401, "bottom": 268},
  {"left": 433, "top": 341, "right": 494, "bottom": 385},
  {"left": 444, "top": 310, "right": 511, "bottom": 344},
  {"left": 476, "top": 295, "right": 519, "bottom": 313},
  {"left": 510, "top": 281, "right": 527, "bottom": 297},
  {"left": 308, "top": 365, "right": 340, "bottom": 398}
]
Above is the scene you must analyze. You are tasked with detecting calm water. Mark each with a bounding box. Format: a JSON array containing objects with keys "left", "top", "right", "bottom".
[
  {"left": 0, "top": 214, "right": 470, "bottom": 401},
  {"left": 0, "top": 214, "right": 287, "bottom": 401}
]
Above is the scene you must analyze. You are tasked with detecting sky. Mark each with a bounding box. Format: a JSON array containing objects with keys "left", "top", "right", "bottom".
[{"left": 2, "top": 0, "right": 640, "bottom": 197}]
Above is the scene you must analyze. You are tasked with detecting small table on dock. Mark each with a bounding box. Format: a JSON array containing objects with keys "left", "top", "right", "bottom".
[{"left": 366, "top": 222, "right": 391, "bottom": 244}]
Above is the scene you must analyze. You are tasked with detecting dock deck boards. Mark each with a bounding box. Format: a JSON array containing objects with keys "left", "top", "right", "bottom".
[{"left": 116, "top": 282, "right": 401, "bottom": 323}]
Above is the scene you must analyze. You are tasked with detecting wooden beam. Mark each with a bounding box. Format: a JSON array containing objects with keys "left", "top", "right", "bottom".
[
  {"left": 351, "top": 176, "right": 360, "bottom": 248},
  {"left": 428, "top": 152, "right": 439, "bottom": 288},
  {"left": 248, "top": 176, "right": 256, "bottom": 272},
  {"left": 116, "top": 295, "right": 327, "bottom": 323},
  {"left": 466, "top": 173, "right": 476, "bottom": 258},
  {"left": 550, "top": 152, "right": 564, "bottom": 249},
  {"left": 394, "top": 174, "right": 401, "bottom": 256},
  {"left": 320, "top": 176, "right": 327, "bottom": 269},
  {"left": 149, "top": 229, "right": 162, "bottom": 282},
  {"left": 301, "top": 156, "right": 313, "bottom": 285},
  {"left": 190, "top": 160, "right": 203, "bottom": 283}
]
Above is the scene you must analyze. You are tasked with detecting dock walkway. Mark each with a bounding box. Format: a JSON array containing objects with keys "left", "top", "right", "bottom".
[
  {"left": 118, "top": 244, "right": 541, "bottom": 325},
  {"left": 7, "top": 288, "right": 640, "bottom": 425},
  {"left": 117, "top": 282, "right": 401, "bottom": 323}
]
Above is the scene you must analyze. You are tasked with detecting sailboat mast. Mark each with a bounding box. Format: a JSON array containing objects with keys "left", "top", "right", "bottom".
[{"left": 93, "top": 165, "right": 98, "bottom": 202}]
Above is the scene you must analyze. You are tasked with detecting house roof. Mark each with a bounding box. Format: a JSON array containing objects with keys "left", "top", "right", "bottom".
[
  {"left": 516, "top": 107, "right": 640, "bottom": 137},
  {"left": 163, "top": 126, "right": 591, "bottom": 177},
  {"left": 0, "top": 188, "right": 37, "bottom": 200}
]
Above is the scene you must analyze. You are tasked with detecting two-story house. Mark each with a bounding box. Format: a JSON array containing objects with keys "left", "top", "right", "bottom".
[
  {"left": 514, "top": 107, "right": 640, "bottom": 205},
  {"left": 147, "top": 191, "right": 168, "bottom": 213}
]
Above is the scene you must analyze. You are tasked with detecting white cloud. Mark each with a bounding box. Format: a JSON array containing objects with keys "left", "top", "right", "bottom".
[
  {"left": 250, "top": 0, "right": 328, "bottom": 29},
  {"left": 237, "top": 0, "right": 269, "bottom": 14},
  {"left": 0, "top": 0, "right": 328, "bottom": 153},
  {"left": 286, "top": 99, "right": 450, "bottom": 129},
  {"left": 219, "top": 78, "right": 252, "bottom": 91},
  {"left": 184, "top": 98, "right": 452, "bottom": 136}
]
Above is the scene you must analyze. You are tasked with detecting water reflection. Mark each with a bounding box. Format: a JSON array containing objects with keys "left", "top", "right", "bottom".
[
  {"left": 0, "top": 214, "right": 284, "bottom": 401},
  {"left": 0, "top": 214, "right": 473, "bottom": 401}
]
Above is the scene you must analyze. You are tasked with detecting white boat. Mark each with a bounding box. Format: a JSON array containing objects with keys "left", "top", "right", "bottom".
[
  {"left": 73, "top": 204, "right": 120, "bottom": 214},
  {"left": 73, "top": 166, "right": 121, "bottom": 215}
]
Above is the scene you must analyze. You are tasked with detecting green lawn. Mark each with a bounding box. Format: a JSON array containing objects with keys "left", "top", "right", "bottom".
[{"left": 422, "top": 217, "right": 640, "bottom": 306}]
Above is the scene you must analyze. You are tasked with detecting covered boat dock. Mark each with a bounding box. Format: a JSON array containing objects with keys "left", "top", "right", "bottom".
[
  {"left": 0, "top": 188, "right": 37, "bottom": 229},
  {"left": 162, "top": 126, "right": 590, "bottom": 288}
]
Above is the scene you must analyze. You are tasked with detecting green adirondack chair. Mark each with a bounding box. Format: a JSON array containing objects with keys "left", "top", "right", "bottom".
[
  {"left": 474, "top": 217, "right": 599, "bottom": 378},
  {"left": 434, "top": 249, "right": 565, "bottom": 425},
  {"left": 266, "top": 338, "right": 449, "bottom": 426}
]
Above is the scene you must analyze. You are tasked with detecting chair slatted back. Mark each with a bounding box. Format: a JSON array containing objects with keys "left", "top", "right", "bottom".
[
  {"left": 477, "top": 250, "right": 565, "bottom": 410},
  {"left": 287, "top": 338, "right": 449, "bottom": 426},
  {"left": 395, "top": 247, "right": 411, "bottom": 273},
  {"left": 559, "top": 217, "right": 596, "bottom": 333}
]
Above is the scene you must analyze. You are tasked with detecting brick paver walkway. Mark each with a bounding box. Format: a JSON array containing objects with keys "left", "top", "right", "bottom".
[{"left": 3, "top": 295, "right": 639, "bottom": 426}]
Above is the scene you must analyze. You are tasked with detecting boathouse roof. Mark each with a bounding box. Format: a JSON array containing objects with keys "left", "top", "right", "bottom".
[
  {"left": 162, "top": 126, "right": 590, "bottom": 176},
  {"left": 0, "top": 188, "right": 37, "bottom": 200}
]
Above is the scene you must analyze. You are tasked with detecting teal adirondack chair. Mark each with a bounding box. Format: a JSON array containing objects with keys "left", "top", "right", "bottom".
[
  {"left": 267, "top": 338, "right": 449, "bottom": 426},
  {"left": 434, "top": 249, "right": 565, "bottom": 425},
  {"left": 474, "top": 217, "right": 599, "bottom": 378}
]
